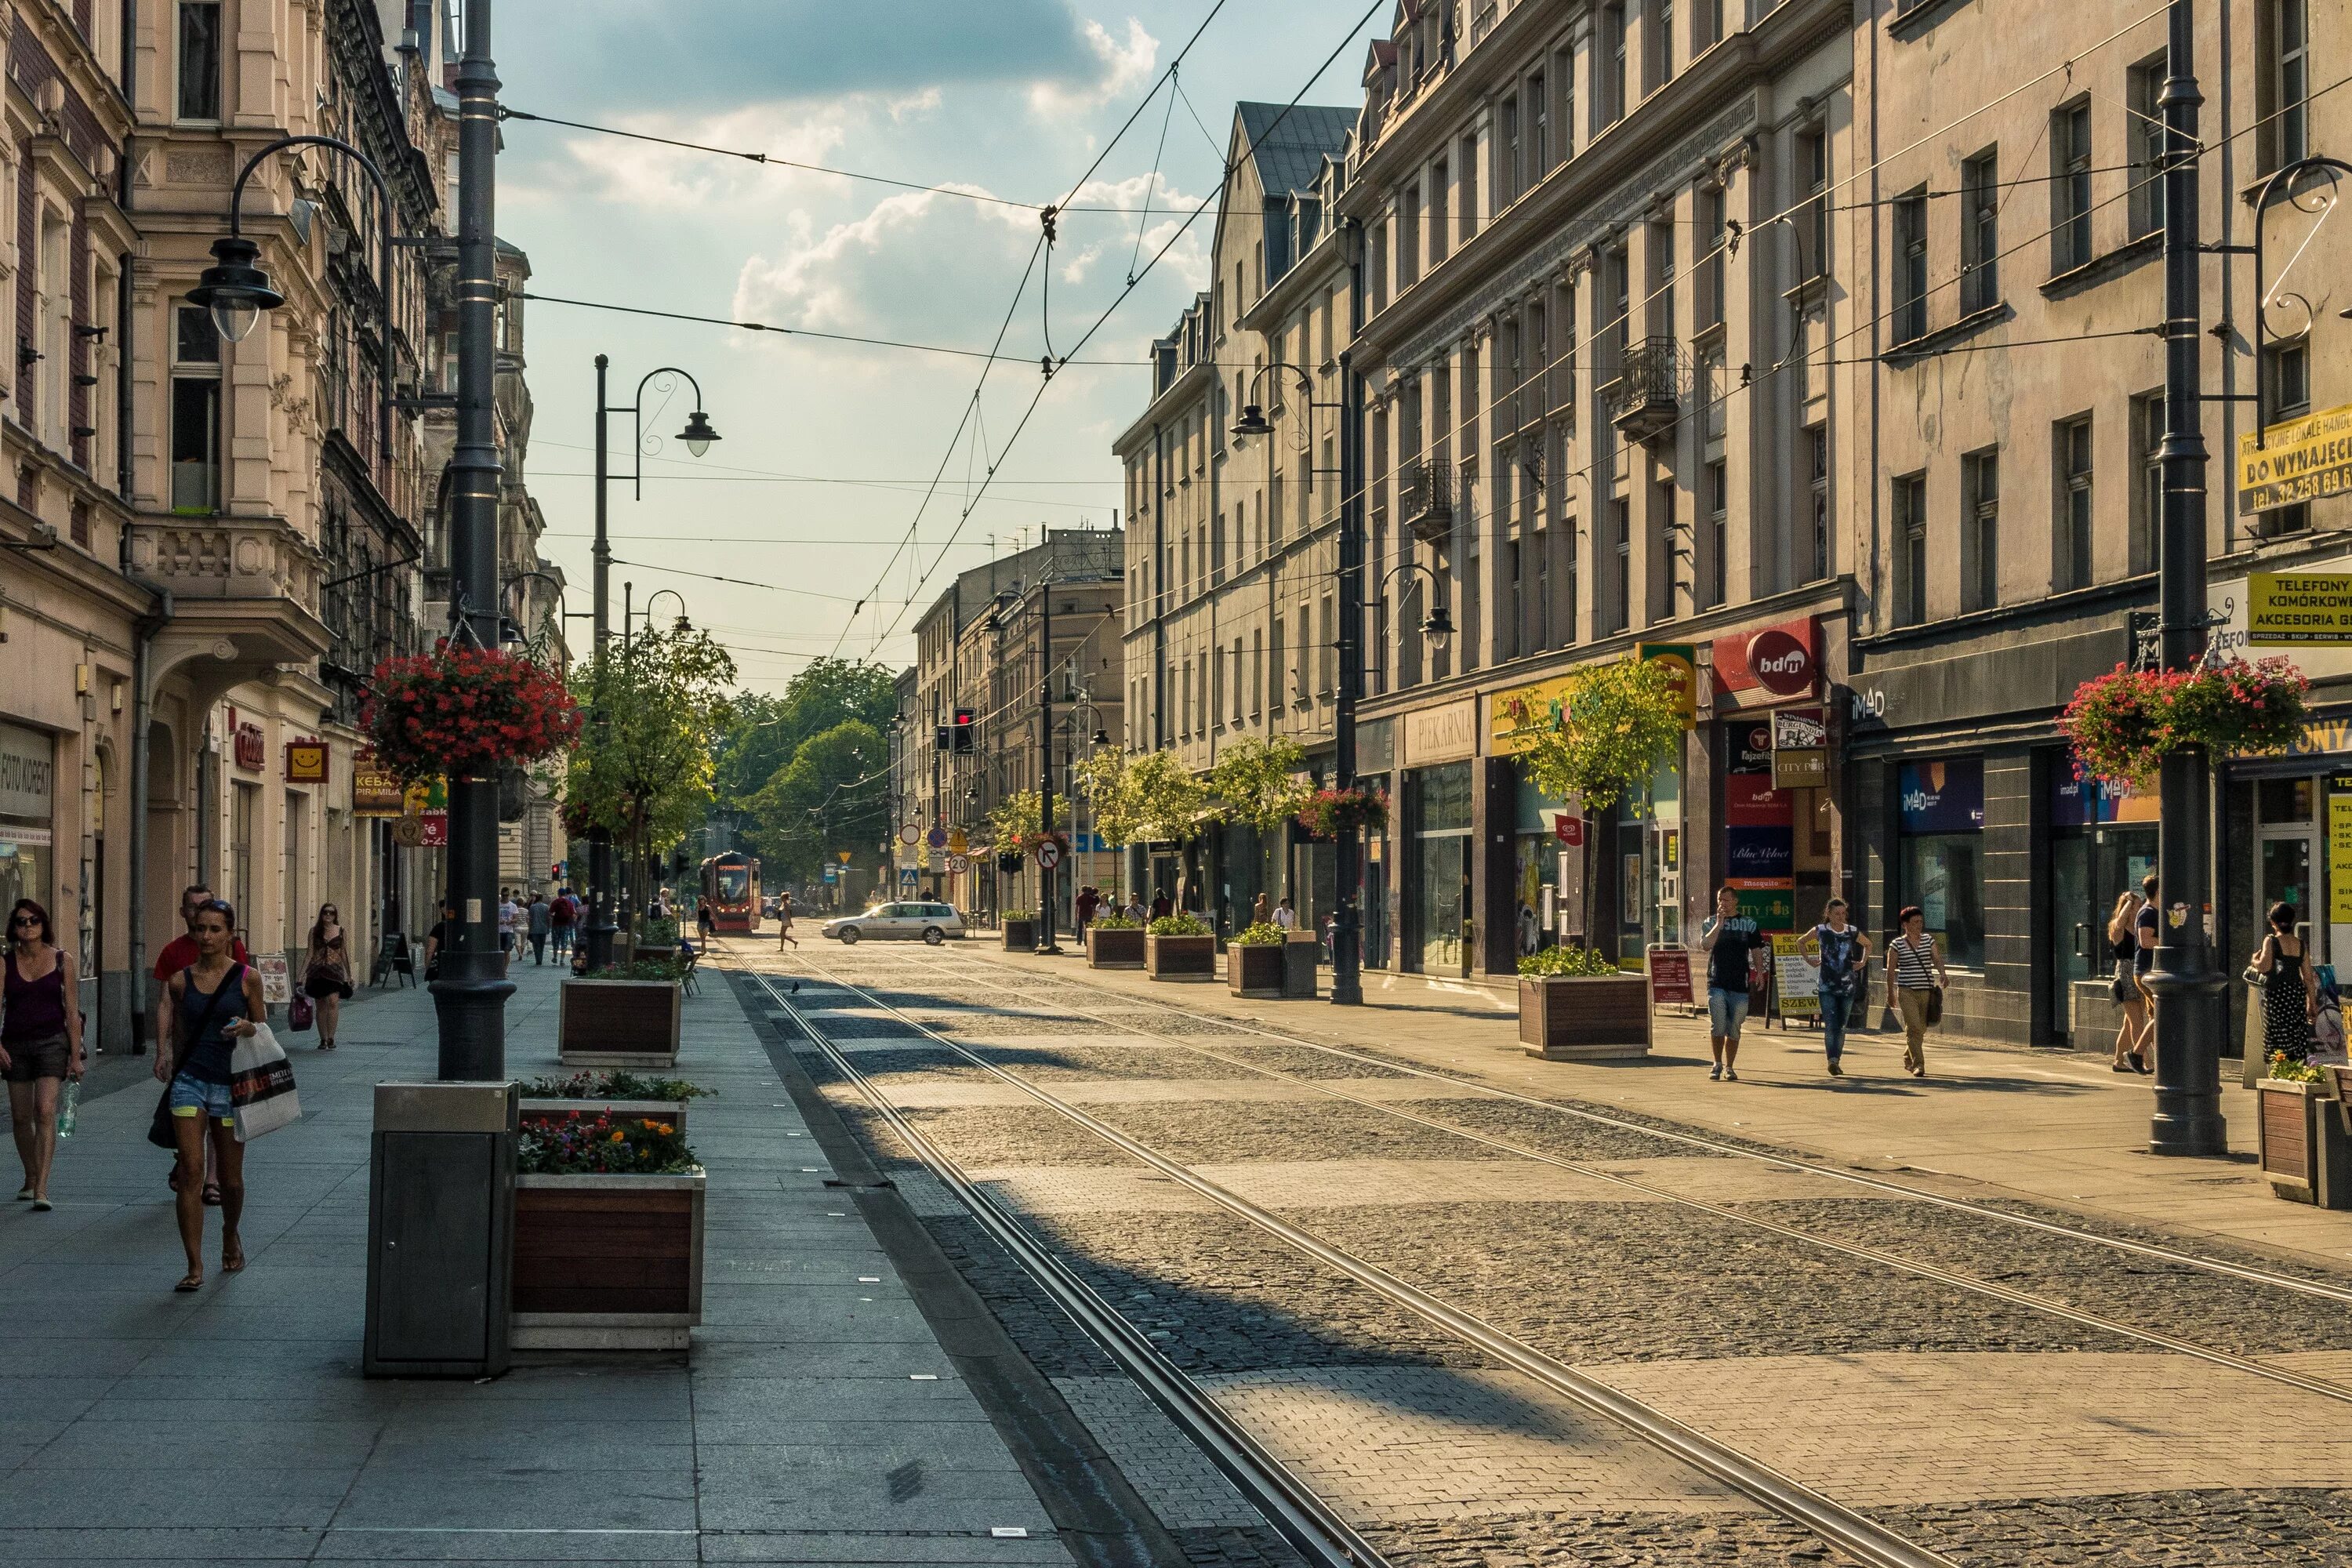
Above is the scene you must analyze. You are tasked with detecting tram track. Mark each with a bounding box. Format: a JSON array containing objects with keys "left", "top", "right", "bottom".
[{"left": 743, "top": 954, "right": 1959, "bottom": 1568}]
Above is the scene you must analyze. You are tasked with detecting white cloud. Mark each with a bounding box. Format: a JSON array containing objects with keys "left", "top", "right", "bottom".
[{"left": 1029, "top": 17, "right": 1157, "bottom": 117}]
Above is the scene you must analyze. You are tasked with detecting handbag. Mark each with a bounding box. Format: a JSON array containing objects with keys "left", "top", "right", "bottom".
[
  {"left": 1925, "top": 985, "right": 1944, "bottom": 1028},
  {"left": 147, "top": 962, "right": 246, "bottom": 1149},
  {"left": 229, "top": 1025, "right": 300, "bottom": 1142},
  {"left": 289, "top": 993, "right": 314, "bottom": 1033}
]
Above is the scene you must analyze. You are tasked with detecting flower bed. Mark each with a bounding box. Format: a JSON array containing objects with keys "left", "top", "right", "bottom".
[
  {"left": 520, "top": 1072, "right": 711, "bottom": 1138},
  {"left": 511, "top": 1112, "right": 706, "bottom": 1351},
  {"left": 1087, "top": 919, "right": 1145, "bottom": 968},
  {"left": 1000, "top": 913, "right": 1036, "bottom": 951},
  {"left": 558, "top": 977, "right": 682, "bottom": 1068},
  {"left": 1148, "top": 913, "right": 1216, "bottom": 981}
]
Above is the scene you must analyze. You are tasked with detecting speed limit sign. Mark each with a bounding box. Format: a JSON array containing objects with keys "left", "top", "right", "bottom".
[{"left": 1034, "top": 840, "right": 1062, "bottom": 870}]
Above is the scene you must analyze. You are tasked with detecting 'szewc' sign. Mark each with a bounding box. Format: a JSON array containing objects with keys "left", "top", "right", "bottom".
[{"left": 2238, "top": 401, "right": 2352, "bottom": 514}]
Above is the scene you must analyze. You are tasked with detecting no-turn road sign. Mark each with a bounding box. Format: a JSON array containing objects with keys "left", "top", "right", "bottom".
[{"left": 1034, "top": 840, "right": 1062, "bottom": 870}]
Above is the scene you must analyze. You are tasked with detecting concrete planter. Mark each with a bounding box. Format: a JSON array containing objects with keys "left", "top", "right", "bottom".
[
  {"left": 1087, "top": 927, "right": 1145, "bottom": 968},
  {"left": 521, "top": 1098, "right": 691, "bottom": 1138},
  {"left": 1284, "top": 936, "right": 1320, "bottom": 999},
  {"left": 2257, "top": 1077, "right": 2352, "bottom": 1207},
  {"left": 557, "top": 979, "right": 682, "bottom": 1069},
  {"left": 1519, "top": 975, "right": 1652, "bottom": 1060},
  {"left": 1001, "top": 920, "right": 1035, "bottom": 951},
  {"left": 1145, "top": 932, "right": 1217, "bottom": 980},
  {"left": 512, "top": 1169, "right": 706, "bottom": 1350},
  {"left": 1228, "top": 942, "right": 1285, "bottom": 997}
]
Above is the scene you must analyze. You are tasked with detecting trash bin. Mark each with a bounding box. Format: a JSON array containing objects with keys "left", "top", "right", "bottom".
[
  {"left": 365, "top": 1080, "right": 517, "bottom": 1377},
  {"left": 1284, "top": 935, "right": 1320, "bottom": 1000}
]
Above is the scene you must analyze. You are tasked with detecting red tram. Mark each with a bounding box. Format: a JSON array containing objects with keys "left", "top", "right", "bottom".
[{"left": 698, "top": 851, "right": 761, "bottom": 933}]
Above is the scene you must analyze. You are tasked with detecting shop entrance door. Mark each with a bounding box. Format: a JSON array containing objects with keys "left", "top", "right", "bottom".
[
  {"left": 2261, "top": 829, "right": 2318, "bottom": 957},
  {"left": 1416, "top": 833, "right": 1466, "bottom": 975},
  {"left": 2053, "top": 837, "right": 2095, "bottom": 988}
]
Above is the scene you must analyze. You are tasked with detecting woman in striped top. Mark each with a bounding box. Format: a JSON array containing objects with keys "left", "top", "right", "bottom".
[{"left": 1884, "top": 906, "right": 1947, "bottom": 1079}]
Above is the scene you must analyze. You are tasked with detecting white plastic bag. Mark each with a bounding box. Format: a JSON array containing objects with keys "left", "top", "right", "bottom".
[{"left": 229, "top": 1025, "right": 301, "bottom": 1142}]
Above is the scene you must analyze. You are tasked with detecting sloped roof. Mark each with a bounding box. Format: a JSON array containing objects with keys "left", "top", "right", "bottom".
[{"left": 1235, "top": 101, "right": 1354, "bottom": 199}]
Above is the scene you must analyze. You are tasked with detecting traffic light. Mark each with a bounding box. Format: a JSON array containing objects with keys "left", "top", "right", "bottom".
[{"left": 951, "top": 707, "right": 976, "bottom": 753}]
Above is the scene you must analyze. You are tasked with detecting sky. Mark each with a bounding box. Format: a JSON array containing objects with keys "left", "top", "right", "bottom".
[{"left": 492, "top": 0, "right": 1385, "bottom": 696}]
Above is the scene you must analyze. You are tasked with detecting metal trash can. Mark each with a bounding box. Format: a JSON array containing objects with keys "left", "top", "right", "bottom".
[
  {"left": 365, "top": 1080, "right": 517, "bottom": 1377},
  {"left": 1284, "top": 936, "right": 1320, "bottom": 999}
]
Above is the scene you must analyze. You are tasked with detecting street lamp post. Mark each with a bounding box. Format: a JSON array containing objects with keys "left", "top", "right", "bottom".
[
  {"left": 587, "top": 360, "right": 722, "bottom": 969},
  {"left": 1036, "top": 569, "right": 1063, "bottom": 955}
]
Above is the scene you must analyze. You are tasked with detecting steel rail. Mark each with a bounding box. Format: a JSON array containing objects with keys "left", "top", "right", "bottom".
[
  {"left": 746, "top": 967, "right": 1392, "bottom": 1568},
  {"left": 761, "top": 953, "right": 1958, "bottom": 1568}
]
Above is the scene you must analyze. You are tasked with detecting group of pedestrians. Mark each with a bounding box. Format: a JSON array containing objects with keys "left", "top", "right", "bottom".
[{"left": 1698, "top": 885, "right": 1946, "bottom": 1082}]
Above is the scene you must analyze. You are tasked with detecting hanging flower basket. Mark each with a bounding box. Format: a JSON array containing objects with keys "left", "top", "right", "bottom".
[
  {"left": 2060, "top": 658, "right": 2308, "bottom": 786},
  {"left": 1296, "top": 786, "right": 1388, "bottom": 839},
  {"left": 363, "top": 644, "right": 582, "bottom": 786}
]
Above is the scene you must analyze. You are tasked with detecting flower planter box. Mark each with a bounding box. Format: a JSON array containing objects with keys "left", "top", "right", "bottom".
[
  {"left": 1087, "top": 927, "right": 1145, "bottom": 969},
  {"left": 1146, "top": 932, "right": 1217, "bottom": 981},
  {"left": 1228, "top": 942, "right": 1285, "bottom": 997},
  {"left": 512, "top": 1170, "right": 705, "bottom": 1351},
  {"left": 1001, "top": 920, "right": 1036, "bottom": 951},
  {"left": 558, "top": 978, "right": 682, "bottom": 1069},
  {"left": 521, "top": 1098, "right": 691, "bottom": 1138},
  {"left": 2258, "top": 1076, "right": 2352, "bottom": 1207},
  {"left": 1519, "top": 974, "right": 1652, "bottom": 1060}
]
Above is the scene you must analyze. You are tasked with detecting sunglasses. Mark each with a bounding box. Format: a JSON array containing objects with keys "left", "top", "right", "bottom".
[{"left": 9, "top": 915, "right": 38, "bottom": 927}]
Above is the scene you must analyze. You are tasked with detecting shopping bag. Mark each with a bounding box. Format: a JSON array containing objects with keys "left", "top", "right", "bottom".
[{"left": 229, "top": 1025, "right": 301, "bottom": 1142}]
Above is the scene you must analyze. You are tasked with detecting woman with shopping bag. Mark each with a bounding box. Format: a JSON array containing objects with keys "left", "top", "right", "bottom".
[{"left": 153, "top": 900, "right": 266, "bottom": 1292}]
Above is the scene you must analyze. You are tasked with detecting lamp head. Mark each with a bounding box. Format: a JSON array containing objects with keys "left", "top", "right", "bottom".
[
  {"left": 1091, "top": 728, "right": 1110, "bottom": 747},
  {"left": 187, "top": 236, "right": 285, "bottom": 344},
  {"left": 1421, "top": 604, "right": 1455, "bottom": 650},
  {"left": 1229, "top": 402, "right": 1271, "bottom": 441},
  {"left": 678, "top": 409, "right": 720, "bottom": 458}
]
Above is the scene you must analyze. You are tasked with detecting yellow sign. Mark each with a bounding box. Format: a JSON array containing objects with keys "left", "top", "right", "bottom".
[
  {"left": 401, "top": 777, "right": 448, "bottom": 815},
  {"left": 1637, "top": 643, "right": 1699, "bottom": 731},
  {"left": 2239, "top": 402, "right": 2352, "bottom": 514},
  {"left": 2332, "top": 782, "right": 2352, "bottom": 925},
  {"left": 1489, "top": 645, "right": 1697, "bottom": 753},
  {"left": 2249, "top": 572, "right": 2352, "bottom": 645},
  {"left": 1769, "top": 932, "right": 1820, "bottom": 1018},
  {"left": 352, "top": 748, "right": 405, "bottom": 817},
  {"left": 947, "top": 827, "right": 968, "bottom": 854}
]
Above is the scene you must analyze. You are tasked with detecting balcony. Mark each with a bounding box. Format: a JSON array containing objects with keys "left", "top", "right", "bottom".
[
  {"left": 1399, "top": 458, "right": 1454, "bottom": 546},
  {"left": 1606, "top": 338, "right": 1682, "bottom": 445},
  {"left": 129, "top": 516, "right": 329, "bottom": 669}
]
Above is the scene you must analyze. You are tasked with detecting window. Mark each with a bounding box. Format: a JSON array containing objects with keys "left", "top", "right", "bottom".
[
  {"left": 1562, "top": 506, "right": 1579, "bottom": 646},
  {"left": 1604, "top": 243, "right": 1631, "bottom": 373},
  {"left": 2052, "top": 99, "right": 2093, "bottom": 272},
  {"left": 1319, "top": 594, "right": 1336, "bottom": 695},
  {"left": 1807, "top": 425, "right": 1830, "bottom": 581},
  {"left": 1893, "top": 188, "right": 1929, "bottom": 343},
  {"left": 1646, "top": 0, "right": 1675, "bottom": 94},
  {"left": 1399, "top": 186, "right": 1421, "bottom": 288},
  {"left": 1704, "top": 459, "right": 1727, "bottom": 608},
  {"left": 1695, "top": 0, "right": 1724, "bottom": 52},
  {"left": 2262, "top": 339, "right": 2312, "bottom": 535},
  {"left": 2130, "top": 390, "right": 2164, "bottom": 572},
  {"left": 171, "top": 304, "right": 222, "bottom": 514},
  {"left": 1498, "top": 96, "right": 1519, "bottom": 207},
  {"left": 1648, "top": 220, "right": 1675, "bottom": 339},
  {"left": 2128, "top": 55, "right": 2167, "bottom": 238},
  {"left": 1798, "top": 125, "right": 1828, "bottom": 279},
  {"left": 1960, "top": 150, "right": 1999, "bottom": 313},
  {"left": 1428, "top": 160, "right": 1449, "bottom": 267},
  {"left": 2269, "top": 0, "right": 2310, "bottom": 169},
  {"left": 1528, "top": 71, "right": 1548, "bottom": 178},
  {"left": 1457, "top": 134, "right": 1478, "bottom": 239},
  {"left": 1652, "top": 476, "right": 1677, "bottom": 622},
  {"left": 35, "top": 214, "right": 67, "bottom": 451},
  {"left": 1601, "top": 4, "right": 1628, "bottom": 126},
  {"left": 1608, "top": 495, "right": 1632, "bottom": 633},
  {"left": 1895, "top": 472, "right": 1928, "bottom": 626},
  {"left": 2057, "top": 413, "right": 2094, "bottom": 590},
  {"left": 1898, "top": 757, "right": 1985, "bottom": 969},
  {"left": 1697, "top": 186, "right": 1726, "bottom": 328},
  {"left": 1532, "top": 524, "right": 1551, "bottom": 651},
  {"left": 1962, "top": 449, "right": 1999, "bottom": 612},
  {"left": 177, "top": 1, "right": 222, "bottom": 120}
]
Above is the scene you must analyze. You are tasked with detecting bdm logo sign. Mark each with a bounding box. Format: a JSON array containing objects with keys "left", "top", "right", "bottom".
[{"left": 1708, "top": 616, "right": 1819, "bottom": 702}]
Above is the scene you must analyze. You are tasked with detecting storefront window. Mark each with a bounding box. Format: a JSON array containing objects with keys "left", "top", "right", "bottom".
[
  {"left": 0, "top": 722, "right": 55, "bottom": 920},
  {"left": 1898, "top": 757, "right": 1984, "bottom": 967},
  {"left": 1410, "top": 761, "right": 1472, "bottom": 973}
]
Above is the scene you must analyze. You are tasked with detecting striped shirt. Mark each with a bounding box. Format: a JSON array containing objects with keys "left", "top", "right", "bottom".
[{"left": 1890, "top": 933, "right": 1938, "bottom": 989}]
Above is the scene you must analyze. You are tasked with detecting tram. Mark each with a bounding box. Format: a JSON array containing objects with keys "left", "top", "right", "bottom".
[{"left": 698, "top": 851, "right": 761, "bottom": 933}]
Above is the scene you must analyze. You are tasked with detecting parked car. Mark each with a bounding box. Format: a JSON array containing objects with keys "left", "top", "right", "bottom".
[{"left": 821, "top": 902, "right": 967, "bottom": 945}]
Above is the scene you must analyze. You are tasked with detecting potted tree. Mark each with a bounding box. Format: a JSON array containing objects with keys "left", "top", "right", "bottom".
[
  {"left": 1228, "top": 921, "right": 1287, "bottom": 996},
  {"left": 1513, "top": 655, "right": 1685, "bottom": 1058},
  {"left": 521, "top": 1071, "right": 712, "bottom": 1138},
  {"left": 512, "top": 1111, "right": 705, "bottom": 1351},
  {"left": 1146, "top": 912, "right": 1217, "bottom": 979}
]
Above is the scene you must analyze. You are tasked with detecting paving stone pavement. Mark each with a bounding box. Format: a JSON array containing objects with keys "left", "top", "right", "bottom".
[{"left": 1, "top": 957, "right": 1076, "bottom": 1566}]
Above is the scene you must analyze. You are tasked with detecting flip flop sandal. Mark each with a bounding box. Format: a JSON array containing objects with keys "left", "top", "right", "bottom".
[
  {"left": 201, "top": 1183, "right": 222, "bottom": 1207},
  {"left": 222, "top": 1247, "right": 245, "bottom": 1273},
  {"left": 174, "top": 1273, "right": 203, "bottom": 1293}
]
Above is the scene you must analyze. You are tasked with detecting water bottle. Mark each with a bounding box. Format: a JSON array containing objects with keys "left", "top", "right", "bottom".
[{"left": 56, "top": 1080, "right": 77, "bottom": 1139}]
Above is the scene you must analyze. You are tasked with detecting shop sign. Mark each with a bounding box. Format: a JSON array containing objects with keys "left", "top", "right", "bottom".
[
  {"left": 256, "top": 953, "right": 292, "bottom": 1007},
  {"left": 1771, "top": 706, "right": 1828, "bottom": 789},
  {"left": 1725, "top": 826, "right": 1794, "bottom": 879},
  {"left": 1403, "top": 698, "right": 1478, "bottom": 765},
  {"left": 1708, "top": 617, "right": 1820, "bottom": 702},
  {"left": 1727, "top": 883, "right": 1796, "bottom": 930},
  {"left": 1898, "top": 758, "right": 1984, "bottom": 832},
  {"left": 2238, "top": 401, "right": 2352, "bottom": 514},
  {"left": 1647, "top": 945, "right": 1693, "bottom": 1006},
  {"left": 1729, "top": 720, "right": 1774, "bottom": 775},
  {"left": 401, "top": 776, "right": 448, "bottom": 847},
  {"left": 1551, "top": 812, "right": 1584, "bottom": 847},
  {"left": 1489, "top": 674, "right": 1574, "bottom": 754},
  {"left": 232, "top": 720, "right": 266, "bottom": 773},
  {"left": 0, "top": 720, "right": 54, "bottom": 822},
  {"left": 2247, "top": 572, "right": 2352, "bottom": 646},
  {"left": 285, "top": 739, "right": 328, "bottom": 785},
  {"left": 352, "top": 748, "right": 405, "bottom": 818},
  {"left": 2211, "top": 569, "right": 2352, "bottom": 681},
  {"left": 1769, "top": 932, "right": 1820, "bottom": 1018},
  {"left": 1725, "top": 774, "right": 1792, "bottom": 827},
  {"left": 1636, "top": 643, "right": 1699, "bottom": 729},
  {"left": 2052, "top": 771, "right": 2157, "bottom": 826},
  {"left": 2329, "top": 780, "right": 2352, "bottom": 961}
]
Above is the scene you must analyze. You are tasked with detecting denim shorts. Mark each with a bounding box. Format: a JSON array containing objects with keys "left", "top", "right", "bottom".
[
  {"left": 169, "top": 1073, "right": 234, "bottom": 1123},
  {"left": 1707, "top": 986, "right": 1750, "bottom": 1038}
]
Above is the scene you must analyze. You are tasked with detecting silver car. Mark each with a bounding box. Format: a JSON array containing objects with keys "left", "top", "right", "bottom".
[{"left": 822, "top": 902, "right": 966, "bottom": 945}]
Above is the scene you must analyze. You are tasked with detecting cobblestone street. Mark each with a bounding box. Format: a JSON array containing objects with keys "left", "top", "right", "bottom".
[{"left": 735, "top": 938, "right": 2352, "bottom": 1567}]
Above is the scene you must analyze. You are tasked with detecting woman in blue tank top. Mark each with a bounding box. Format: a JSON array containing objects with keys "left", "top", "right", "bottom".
[{"left": 154, "top": 899, "right": 265, "bottom": 1292}]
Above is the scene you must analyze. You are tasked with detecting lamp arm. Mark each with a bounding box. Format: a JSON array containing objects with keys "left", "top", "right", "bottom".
[{"left": 626, "top": 366, "right": 708, "bottom": 500}]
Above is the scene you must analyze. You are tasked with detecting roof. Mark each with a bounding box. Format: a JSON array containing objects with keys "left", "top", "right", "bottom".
[{"left": 1235, "top": 102, "right": 1354, "bottom": 199}]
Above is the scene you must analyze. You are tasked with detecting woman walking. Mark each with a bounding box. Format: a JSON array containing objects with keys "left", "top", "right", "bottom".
[
  {"left": 1885, "top": 906, "right": 1947, "bottom": 1080},
  {"left": 2, "top": 899, "right": 81, "bottom": 1210},
  {"left": 2250, "top": 901, "right": 2320, "bottom": 1066},
  {"left": 2106, "top": 890, "right": 2151, "bottom": 1073},
  {"left": 776, "top": 891, "right": 799, "bottom": 949},
  {"left": 154, "top": 900, "right": 265, "bottom": 1291},
  {"left": 303, "top": 903, "right": 353, "bottom": 1051},
  {"left": 1804, "top": 897, "right": 1870, "bottom": 1077}
]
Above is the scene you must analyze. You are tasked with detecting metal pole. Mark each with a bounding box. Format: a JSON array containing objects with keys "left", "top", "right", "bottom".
[
  {"left": 431, "top": 0, "right": 513, "bottom": 1078},
  {"left": 2147, "top": 0, "right": 2227, "bottom": 1156},
  {"left": 586, "top": 354, "right": 615, "bottom": 970},
  {"left": 1036, "top": 564, "right": 1061, "bottom": 953},
  {"left": 1331, "top": 223, "right": 1367, "bottom": 1005}
]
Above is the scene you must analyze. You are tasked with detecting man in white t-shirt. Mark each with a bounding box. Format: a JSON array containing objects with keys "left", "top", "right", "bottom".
[{"left": 497, "top": 891, "right": 522, "bottom": 977}]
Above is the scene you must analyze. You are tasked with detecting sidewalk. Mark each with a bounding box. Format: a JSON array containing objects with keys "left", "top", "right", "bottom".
[
  {"left": 962, "top": 942, "right": 2352, "bottom": 1276},
  {"left": 0, "top": 955, "right": 1073, "bottom": 1565}
]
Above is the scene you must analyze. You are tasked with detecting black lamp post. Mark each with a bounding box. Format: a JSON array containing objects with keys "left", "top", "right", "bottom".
[{"left": 586, "top": 361, "right": 722, "bottom": 969}]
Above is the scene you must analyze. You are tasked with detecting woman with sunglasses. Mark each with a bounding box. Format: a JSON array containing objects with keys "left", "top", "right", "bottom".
[
  {"left": 2, "top": 899, "right": 80, "bottom": 1210},
  {"left": 303, "top": 902, "right": 353, "bottom": 1051},
  {"left": 154, "top": 899, "right": 265, "bottom": 1291}
]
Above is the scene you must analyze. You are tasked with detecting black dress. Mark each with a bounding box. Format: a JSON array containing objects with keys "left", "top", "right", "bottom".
[{"left": 2264, "top": 938, "right": 2312, "bottom": 1061}]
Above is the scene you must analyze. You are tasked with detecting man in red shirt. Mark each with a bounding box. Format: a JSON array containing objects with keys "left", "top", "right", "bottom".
[{"left": 153, "top": 884, "right": 248, "bottom": 1210}]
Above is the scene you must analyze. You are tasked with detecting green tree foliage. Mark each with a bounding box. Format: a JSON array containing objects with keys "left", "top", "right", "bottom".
[
  {"left": 1073, "top": 750, "right": 1141, "bottom": 849},
  {"left": 565, "top": 626, "right": 739, "bottom": 916},
  {"left": 712, "top": 659, "right": 899, "bottom": 807},
  {"left": 1208, "top": 735, "right": 1312, "bottom": 833},
  {"left": 743, "top": 719, "right": 890, "bottom": 884},
  {"left": 1123, "top": 748, "right": 1213, "bottom": 844},
  {"left": 985, "top": 789, "right": 1045, "bottom": 851}
]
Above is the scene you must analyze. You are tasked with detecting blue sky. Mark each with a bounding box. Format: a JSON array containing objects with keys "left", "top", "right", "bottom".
[{"left": 494, "top": 1, "right": 1383, "bottom": 694}]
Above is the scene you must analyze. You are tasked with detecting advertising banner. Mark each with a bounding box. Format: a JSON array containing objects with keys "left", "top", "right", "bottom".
[
  {"left": 1770, "top": 932, "right": 1820, "bottom": 1018},
  {"left": 1898, "top": 758, "right": 1984, "bottom": 832},
  {"left": 2247, "top": 571, "right": 2352, "bottom": 646},
  {"left": 2238, "top": 402, "right": 2352, "bottom": 514},
  {"left": 352, "top": 748, "right": 405, "bottom": 818},
  {"left": 1647, "top": 945, "right": 1693, "bottom": 1006}
]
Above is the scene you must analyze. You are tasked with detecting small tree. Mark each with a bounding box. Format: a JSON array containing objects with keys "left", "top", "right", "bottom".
[
  {"left": 1074, "top": 750, "right": 1138, "bottom": 897},
  {"left": 1210, "top": 735, "right": 1312, "bottom": 899},
  {"left": 1515, "top": 656, "right": 1686, "bottom": 959},
  {"left": 1125, "top": 749, "right": 1212, "bottom": 844}
]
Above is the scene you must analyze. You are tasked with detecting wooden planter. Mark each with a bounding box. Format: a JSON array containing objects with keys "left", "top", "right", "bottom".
[
  {"left": 1229, "top": 942, "right": 1285, "bottom": 997},
  {"left": 1087, "top": 927, "right": 1145, "bottom": 968},
  {"left": 558, "top": 979, "right": 682, "bottom": 1069},
  {"left": 521, "top": 1098, "right": 691, "bottom": 1138},
  {"left": 2256, "top": 1076, "right": 2352, "bottom": 1207},
  {"left": 1146, "top": 932, "right": 1217, "bottom": 980},
  {"left": 1519, "top": 974, "right": 1652, "bottom": 1060},
  {"left": 512, "top": 1170, "right": 706, "bottom": 1351},
  {"left": 1001, "top": 920, "right": 1035, "bottom": 951}
]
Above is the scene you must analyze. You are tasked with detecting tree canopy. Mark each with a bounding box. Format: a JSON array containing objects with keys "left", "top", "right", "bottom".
[
  {"left": 720, "top": 659, "right": 902, "bottom": 887},
  {"left": 1515, "top": 655, "right": 1685, "bottom": 813},
  {"left": 712, "top": 659, "right": 899, "bottom": 807},
  {"left": 564, "top": 626, "right": 739, "bottom": 906},
  {"left": 1208, "top": 735, "right": 1312, "bottom": 834}
]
